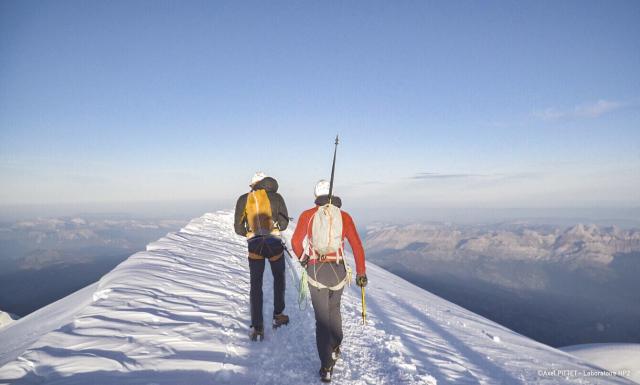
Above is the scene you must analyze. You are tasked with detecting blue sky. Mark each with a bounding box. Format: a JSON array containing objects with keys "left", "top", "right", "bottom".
[{"left": 1, "top": 1, "right": 639, "bottom": 221}]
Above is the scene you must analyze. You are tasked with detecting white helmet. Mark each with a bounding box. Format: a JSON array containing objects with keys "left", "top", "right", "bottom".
[
  {"left": 250, "top": 171, "right": 267, "bottom": 186},
  {"left": 314, "top": 179, "right": 331, "bottom": 197}
]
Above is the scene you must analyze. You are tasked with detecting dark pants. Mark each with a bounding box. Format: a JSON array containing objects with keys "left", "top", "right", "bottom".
[
  {"left": 248, "top": 256, "right": 285, "bottom": 328},
  {"left": 307, "top": 262, "right": 347, "bottom": 368}
]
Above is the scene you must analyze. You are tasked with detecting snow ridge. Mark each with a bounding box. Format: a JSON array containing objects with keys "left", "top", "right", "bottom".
[
  {"left": 0, "top": 312, "right": 18, "bottom": 330},
  {"left": 0, "top": 212, "right": 634, "bottom": 384}
]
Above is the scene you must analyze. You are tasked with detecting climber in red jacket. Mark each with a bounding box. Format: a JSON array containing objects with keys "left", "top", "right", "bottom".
[{"left": 291, "top": 180, "right": 367, "bottom": 382}]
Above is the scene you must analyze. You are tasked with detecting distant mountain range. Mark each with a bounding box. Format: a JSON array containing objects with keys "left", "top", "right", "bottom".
[
  {"left": 367, "top": 222, "right": 640, "bottom": 262},
  {"left": 0, "top": 216, "right": 187, "bottom": 272},
  {"left": 0, "top": 215, "right": 188, "bottom": 317},
  {"left": 365, "top": 222, "right": 640, "bottom": 347}
]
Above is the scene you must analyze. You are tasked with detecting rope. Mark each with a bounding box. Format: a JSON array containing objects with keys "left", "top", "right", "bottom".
[
  {"left": 299, "top": 269, "right": 310, "bottom": 309},
  {"left": 283, "top": 245, "right": 310, "bottom": 310}
]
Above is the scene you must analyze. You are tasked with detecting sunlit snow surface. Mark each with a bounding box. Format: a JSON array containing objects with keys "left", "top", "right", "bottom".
[
  {"left": 0, "top": 212, "right": 634, "bottom": 384},
  {"left": 561, "top": 344, "right": 640, "bottom": 384}
]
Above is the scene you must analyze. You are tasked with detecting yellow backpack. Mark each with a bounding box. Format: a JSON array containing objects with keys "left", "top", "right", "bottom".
[{"left": 244, "top": 189, "right": 278, "bottom": 237}]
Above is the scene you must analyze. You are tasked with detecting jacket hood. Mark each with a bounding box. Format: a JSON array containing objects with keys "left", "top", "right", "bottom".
[
  {"left": 252, "top": 176, "right": 278, "bottom": 193},
  {"left": 314, "top": 195, "right": 342, "bottom": 208}
]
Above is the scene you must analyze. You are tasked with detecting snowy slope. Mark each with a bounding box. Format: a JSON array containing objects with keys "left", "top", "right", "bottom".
[
  {"left": 0, "top": 212, "right": 635, "bottom": 385},
  {"left": 0, "top": 284, "right": 97, "bottom": 368},
  {"left": 561, "top": 344, "right": 640, "bottom": 384}
]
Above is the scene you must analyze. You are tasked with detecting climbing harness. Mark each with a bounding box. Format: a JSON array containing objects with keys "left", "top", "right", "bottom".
[{"left": 308, "top": 260, "right": 352, "bottom": 291}]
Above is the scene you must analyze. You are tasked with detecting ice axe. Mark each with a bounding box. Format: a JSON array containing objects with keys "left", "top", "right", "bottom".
[
  {"left": 361, "top": 286, "right": 367, "bottom": 325},
  {"left": 328, "top": 134, "right": 339, "bottom": 205}
]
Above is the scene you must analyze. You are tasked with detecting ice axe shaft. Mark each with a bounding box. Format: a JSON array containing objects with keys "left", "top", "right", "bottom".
[
  {"left": 328, "top": 135, "right": 339, "bottom": 204},
  {"left": 361, "top": 286, "right": 367, "bottom": 325}
]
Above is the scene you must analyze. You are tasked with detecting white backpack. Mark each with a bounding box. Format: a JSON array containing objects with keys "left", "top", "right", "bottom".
[{"left": 310, "top": 204, "right": 343, "bottom": 258}]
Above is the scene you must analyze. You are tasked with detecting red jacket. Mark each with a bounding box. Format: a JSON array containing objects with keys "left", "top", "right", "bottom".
[{"left": 292, "top": 206, "right": 366, "bottom": 275}]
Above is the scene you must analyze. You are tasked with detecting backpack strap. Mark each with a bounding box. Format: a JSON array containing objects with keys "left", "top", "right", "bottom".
[{"left": 305, "top": 208, "right": 316, "bottom": 258}]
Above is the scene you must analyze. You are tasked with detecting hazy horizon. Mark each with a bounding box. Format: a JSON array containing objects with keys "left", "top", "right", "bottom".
[{"left": 1, "top": 201, "right": 639, "bottom": 229}]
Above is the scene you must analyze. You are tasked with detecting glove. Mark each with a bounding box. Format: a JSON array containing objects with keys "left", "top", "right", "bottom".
[
  {"left": 356, "top": 274, "right": 368, "bottom": 287},
  {"left": 300, "top": 255, "right": 310, "bottom": 267}
]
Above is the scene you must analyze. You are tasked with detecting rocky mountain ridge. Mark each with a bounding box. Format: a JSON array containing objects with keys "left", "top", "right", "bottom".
[{"left": 366, "top": 223, "right": 640, "bottom": 265}]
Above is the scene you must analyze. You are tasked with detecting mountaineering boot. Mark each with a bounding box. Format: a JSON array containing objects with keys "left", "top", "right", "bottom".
[
  {"left": 331, "top": 345, "right": 341, "bottom": 362},
  {"left": 319, "top": 367, "right": 333, "bottom": 383},
  {"left": 272, "top": 313, "right": 289, "bottom": 329},
  {"left": 250, "top": 325, "right": 264, "bottom": 341}
]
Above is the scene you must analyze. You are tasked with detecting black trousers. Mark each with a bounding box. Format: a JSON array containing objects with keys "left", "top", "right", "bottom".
[
  {"left": 248, "top": 256, "right": 285, "bottom": 328},
  {"left": 307, "top": 262, "right": 347, "bottom": 368}
]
